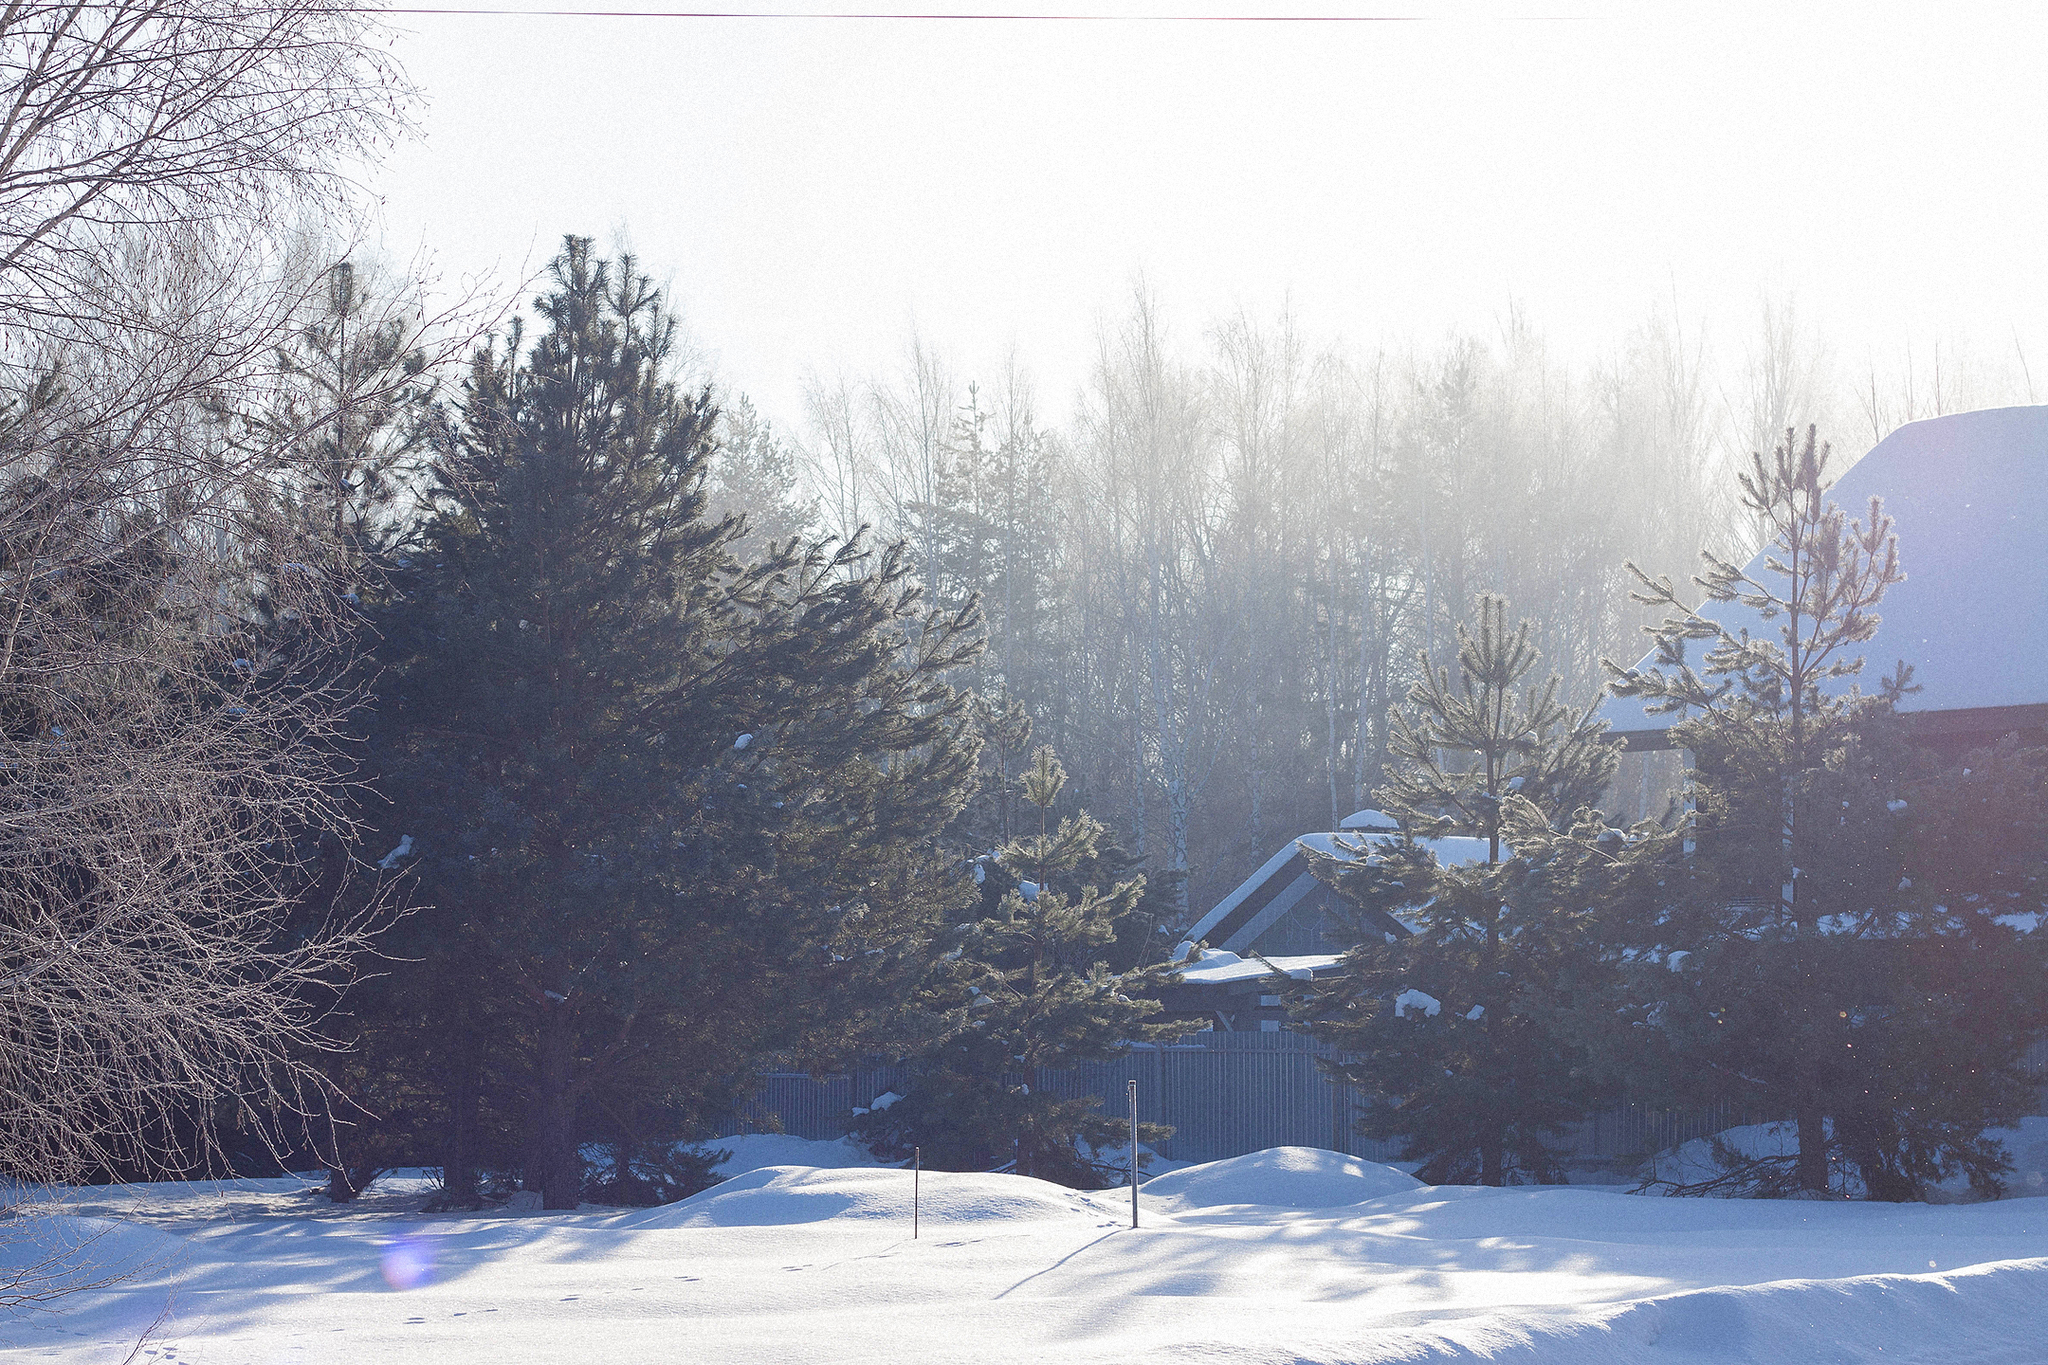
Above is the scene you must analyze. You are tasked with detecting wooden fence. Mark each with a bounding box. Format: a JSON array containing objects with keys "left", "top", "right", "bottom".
[{"left": 730, "top": 1030, "right": 1813, "bottom": 1170}]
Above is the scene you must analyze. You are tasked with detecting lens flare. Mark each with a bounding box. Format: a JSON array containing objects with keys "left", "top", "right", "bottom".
[{"left": 380, "top": 1236, "right": 436, "bottom": 1291}]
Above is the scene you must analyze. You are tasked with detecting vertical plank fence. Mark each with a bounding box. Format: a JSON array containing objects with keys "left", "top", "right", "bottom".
[{"left": 729, "top": 1030, "right": 1802, "bottom": 1170}]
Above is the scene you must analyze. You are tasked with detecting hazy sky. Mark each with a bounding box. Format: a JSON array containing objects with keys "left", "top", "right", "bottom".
[{"left": 368, "top": 1, "right": 2048, "bottom": 431}]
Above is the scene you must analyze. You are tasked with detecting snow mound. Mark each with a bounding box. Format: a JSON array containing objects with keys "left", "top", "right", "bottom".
[
  {"left": 16, "top": 1157, "right": 2048, "bottom": 1363},
  {"left": 696, "top": 1132, "right": 886, "bottom": 1177},
  {"left": 642, "top": 1164, "right": 1119, "bottom": 1229},
  {"left": 1140, "top": 1146, "right": 1421, "bottom": 1211}
]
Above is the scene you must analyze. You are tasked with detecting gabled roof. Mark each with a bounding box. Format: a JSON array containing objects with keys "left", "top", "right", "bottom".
[
  {"left": 1185, "top": 820, "right": 1495, "bottom": 954},
  {"left": 1599, "top": 406, "right": 2048, "bottom": 748},
  {"left": 1174, "top": 951, "right": 1343, "bottom": 986}
]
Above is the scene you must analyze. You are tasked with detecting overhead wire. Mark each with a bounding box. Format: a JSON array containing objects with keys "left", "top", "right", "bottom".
[{"left": 341, "top": 8, "right": 1438, "bottom": 20}]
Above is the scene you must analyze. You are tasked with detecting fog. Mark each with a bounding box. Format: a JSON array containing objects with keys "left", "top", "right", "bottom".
[
  {"left": 373, "top": 1, "right": 2048, "bottom": 427},
  {"left": 371, "top": 0, "right": 2047, "bottom": 913}
]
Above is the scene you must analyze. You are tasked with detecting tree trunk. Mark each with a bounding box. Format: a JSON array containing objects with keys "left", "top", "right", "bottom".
[
  {"left": 317, "top": 1080, "right": 380, "bottom": 1204},
  {"left": 327, "top": 1160, "right": 381, "bottom": 1203},
  {"left": 441, "top": 1025, "right": 481, "bottom": 1207},
  {"left": 1794, "top": 1102, "right": 1829, "bottom": 1194},
  {"left": 1479, "top": 1127, "right": 1505, "bottom": 1187},
  {"left": 534, "top": 1002, "right": 582, "bottom": 1209},
  {"left": 1838, "top": 1107, "right": 1913, "bottom": 1202}
]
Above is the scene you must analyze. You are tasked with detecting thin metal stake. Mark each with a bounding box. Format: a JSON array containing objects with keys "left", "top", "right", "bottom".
[
  {"left": 1128, "top": 1078, "right": 1139, "bottom": 1229},
  {"left": 913, "top": 1146, "right": 920, "bottom": 1239}
]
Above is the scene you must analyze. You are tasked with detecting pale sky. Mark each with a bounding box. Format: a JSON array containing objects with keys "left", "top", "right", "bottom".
[{"left": 368, "top": 1, "right": 2048, "bottom": 431}]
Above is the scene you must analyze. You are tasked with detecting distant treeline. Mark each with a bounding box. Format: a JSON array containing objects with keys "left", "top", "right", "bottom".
[{"left": 745, "top": 295, "right": 2036, "bottom": 920}]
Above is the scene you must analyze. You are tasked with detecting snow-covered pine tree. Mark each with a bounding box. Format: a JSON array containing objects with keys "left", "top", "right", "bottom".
[
  {"left": 856, "top": 746, "right": 1183, "bottom": 1186},
  {"left": 1605, "top": 425, "right": 2048, "bottom": 1199},
  {"left": 367, "top": 239, "right": 982, "bottom": 1209},
  {"left": 1288, "top": 595, "right": 1619, "bottom": 1185}
]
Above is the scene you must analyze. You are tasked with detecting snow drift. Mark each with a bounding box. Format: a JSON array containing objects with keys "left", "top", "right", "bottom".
[
  {"left": 1122, "top": 1257, "right": 2048, "bottom": 1365},
  {"left": 643, "top": 1163, "right": 1123, "bottom": 1228},
  {"left": 10, "top": 1141, "right": 2048, "bottom": 1364},
  {"left": 1139, "top": 1145, "right": 1422, "bottom": 1211}
]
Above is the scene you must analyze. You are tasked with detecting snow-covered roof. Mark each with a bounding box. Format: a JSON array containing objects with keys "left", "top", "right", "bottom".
[
  {"left": 1340, "top": 809, "right": 1400, "bottom": 830},
  {"left": 1174, "top": 951, "right": 1342, "bottom": 986},
  {"left": 1184, "top": 829, "right": 1499, "bottom": 954},
  {"left": 1599, "top": 406, "right": 2048, "bottom": 742},
  {"left": 1302, "top": 830, "right": 1497, "bottom": 868},
  {"left": 1191, "top": 838, "right": 1317, "bottom": 947}
]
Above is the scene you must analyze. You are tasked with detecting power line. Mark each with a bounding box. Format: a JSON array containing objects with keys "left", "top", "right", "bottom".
[{"left": 354, "top": 8, "right": 1436, "bottom": 19}]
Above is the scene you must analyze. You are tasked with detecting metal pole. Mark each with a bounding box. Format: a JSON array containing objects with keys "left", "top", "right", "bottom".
[
  {"left": 1128, "top": 1078, "right": 1139, "bottom": 1229},
  {"left": 913, "top": 1146, "right": 920, "bottom": 1240}
]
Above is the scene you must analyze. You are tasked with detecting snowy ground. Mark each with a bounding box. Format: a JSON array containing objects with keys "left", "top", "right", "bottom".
[
  {"left": 1637, "top": 1118, "right": 2048, "bottom": 1199},
  {"left": 4, "top": 1144, "right": 2048, "bottom": 1364}
]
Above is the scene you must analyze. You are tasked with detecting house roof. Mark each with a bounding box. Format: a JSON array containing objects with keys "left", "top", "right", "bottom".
[
  {"left": 1598, "top": 405, "right": 2048, "bottom": 747},
  {"left": 1174, "top": 951, "right": 1343, "bottom": 986},
  {"left": 1185, "top": 826, "right": 1496, "bottom": 954}
]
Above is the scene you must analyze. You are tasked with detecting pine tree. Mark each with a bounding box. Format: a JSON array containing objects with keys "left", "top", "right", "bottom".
[
  {"left": 228, "top": 258, "right": 441, "bottom": 1202},
  {"left": 1290, "top": 595, "right": 1619, "bottom": 1185},
  {"left": 1867, "top": 737, "right": 2048, "bottom": 1197},
  {"left": 956, "top": 691, "right": 1035, "bottom": 849},
  {"left": 913, "top": 384, "right": 1063, "bottom": 708},
  {"left": 708, "top": 394, "right": 817, "bottom": 563},
  {"left": 368, "top": 239, "right": 982, "bottom": 1209},
  {"left": 856, "top": 746, "right": 1183, "bottom": 1186},
  {"left": 1606, "top": 426, "right": 2048, "bottom": 1198},
  {"left": 243, "top": 259, "right": 433, "bottom": 563}
]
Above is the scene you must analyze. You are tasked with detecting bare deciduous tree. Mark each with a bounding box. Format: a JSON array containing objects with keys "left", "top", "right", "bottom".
[
  {"left": 0, "top": 245, "right": 386, "bottom": 1191},
  {"left": 0, "top": 0, "right": 409, "bottom": 306},
  {"left": 0, "top": 1, "right": 453, "bottom": 1220}
]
